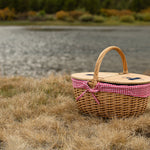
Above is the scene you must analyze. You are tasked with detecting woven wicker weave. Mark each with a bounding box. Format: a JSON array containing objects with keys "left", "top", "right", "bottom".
[
  {"left": 74, "top": 88, "right": 148, "bottom": 118},
  {"left": 72, "top": 46, "right": 150, "bottom": 118}
]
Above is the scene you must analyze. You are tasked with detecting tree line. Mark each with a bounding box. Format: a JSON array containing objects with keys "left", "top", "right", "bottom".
[{"left": 0, "top": 0, "right": 150, "bottom": 14}]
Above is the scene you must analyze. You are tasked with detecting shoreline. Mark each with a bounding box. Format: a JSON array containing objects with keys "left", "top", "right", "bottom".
[{"left": 1, "top": 20, "right": 150, "bottom": 26}]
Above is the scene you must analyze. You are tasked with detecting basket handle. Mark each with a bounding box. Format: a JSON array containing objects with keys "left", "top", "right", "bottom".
[{"left": 93, "top": 46, "right": 128, "bottom": 86}]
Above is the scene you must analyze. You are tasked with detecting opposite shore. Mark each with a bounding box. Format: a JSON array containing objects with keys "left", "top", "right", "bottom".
[{"left": 1, "top": 20, "right": 150, "bottom": 26}]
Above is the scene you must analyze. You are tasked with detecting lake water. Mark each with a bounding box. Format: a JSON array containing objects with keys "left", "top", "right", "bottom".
[{"left": 0, "top": 26, "right": 149, "bottom": 77}]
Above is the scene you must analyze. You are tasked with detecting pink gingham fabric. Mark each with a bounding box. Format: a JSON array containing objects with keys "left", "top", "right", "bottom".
[{"left": 72, "top": 78, "right": 150, "bottom": 104}]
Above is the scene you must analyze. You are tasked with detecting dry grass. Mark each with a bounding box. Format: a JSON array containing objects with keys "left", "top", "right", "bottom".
[{"left": 0, "top": 74, "right": 149, "bottom": 150}]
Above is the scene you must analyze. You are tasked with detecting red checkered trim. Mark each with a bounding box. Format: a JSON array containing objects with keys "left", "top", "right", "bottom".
[{"left": 72, "top": 78, "right": 150, "bottom": 98}]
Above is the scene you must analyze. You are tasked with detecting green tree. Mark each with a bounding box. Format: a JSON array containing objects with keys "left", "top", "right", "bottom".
[
  {"left": 30, "top": 0, "right": 40, "bottom": 11},
  {"left": 15, "top": 0, "right": 30, "bottom": 12},
  {"left": 102, "top": 0, "right": 111, "bottom": 9},
  {"left": 0, "top": 0, "right": 10, "bottom": 9},
  {"left": 44, "top": 0, "right": 60, "bottom": 13},
  {"left": 130, "top": 0, "right": 144, "bottom": 12},
  {"left": 0, "top": 0, "right": 150, "bottom": 14},
  {"left": 83, "top": 0, "right": 101, "bottom": 14},
  {"left": 63, "top": 0, "right": 77, "bottom": 11},
  {"left": 9, "top": 0, "right": 19, "bottom": 11},
  {"left": 130, "top": 0, "right": 150, "bottom": 11}
]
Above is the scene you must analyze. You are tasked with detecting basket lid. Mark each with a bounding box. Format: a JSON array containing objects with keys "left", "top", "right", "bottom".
[
  {"left": 71, "top": 72, "right": 150, "bottom": 85},
  {"left": 71, "top": 46, "right": 150, "bottom": 85}
]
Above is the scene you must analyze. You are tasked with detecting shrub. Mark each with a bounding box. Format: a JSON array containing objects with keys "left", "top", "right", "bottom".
[
  {"left": 141, "top": 7, "right": 150, "bottom": 13},
  {"left": 100, "top": 9, "right": 133, "bottom": 17},
  {"left": 38, "top": 10, "right": 46, "bottom": 17},
  {"left": 0, "top": 10, "right": 5, "bottom": 20},
  {"left": 93, "top": 15, "right": 104, "bottom": 23},
  {"left": 120, "top": 15, "right": 135, "bottom": 23},
  {"left": 29, "top": 15, "right": 47, "bottom": 21},
  {"left": 101, "top": 9, "right": 119, "bottom": 17},
  {"left": 16, "top": 12, "right": 28, "bottom": 20},
  {"left": 27, "top": 11, "right": 37, "bottom": 20},
  {"left": 46, "top": 15, "right": 55, "bottom": 21},
  {"left": 142, "top": 13, "right": 150, "bottom": 22},
  {"left": 28, "top": 10, "right": 47, "bottom": 21},
  {"left": 65, "top": 16, "right": 74, "bottom": 22},
  {"left": 0, "top": 7, "right": 15, "bottom": 20},
  {"left": 69, "top": 10, "right": 83, "bottom": 19},
  {"left": 134, "top": 13, "right": 144, "bottom": 21},
  {"left": 119, "top": 10, "right": 133, "bottom": 16},
  {"left": 56, "top": 10, "right": 69, "bottom": 20},
  {"left": 134, "top": 13, "right": 150, "bottom": 22},
  {"left": 110, "top": 16, "right": 119, "bottom": 21},
  {"left": 27, "top": 11, "right": 37, "bottom": 17},
  {"left": 79, "top": 14, "right": 93, "bottom": 22}
]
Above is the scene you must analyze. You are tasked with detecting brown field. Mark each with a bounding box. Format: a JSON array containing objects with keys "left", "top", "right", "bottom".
[{"left": 0, "top": 74, "right": 149, "bottom": 150}]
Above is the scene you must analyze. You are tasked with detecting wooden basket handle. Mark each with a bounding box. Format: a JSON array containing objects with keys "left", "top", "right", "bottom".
[{"left": 93, "top": 46, "right": 128, "bottom": 86}]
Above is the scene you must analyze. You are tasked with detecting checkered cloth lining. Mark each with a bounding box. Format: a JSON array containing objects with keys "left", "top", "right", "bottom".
[{"left": 72, "top": 78, "right": 150, "bottom": 98}]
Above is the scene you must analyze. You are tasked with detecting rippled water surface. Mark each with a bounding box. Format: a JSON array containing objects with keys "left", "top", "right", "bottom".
[{"left": 0, "top": 26, "right": 149, "bottom": 77}]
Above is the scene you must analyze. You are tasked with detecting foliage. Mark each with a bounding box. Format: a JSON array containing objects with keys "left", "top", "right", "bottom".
[
  {"left": 101, "top": 9, "right": 119, "bottom": 17},
  {"left": 93, "top": 15, "right": 105, "bottom": 23},
  {"left": 134, "top": 13, "right": 150, "bottom": 21},
  {"left": 101, "top": 9, "right": 133, "bottom": 17},
  {"left": 0, "top": 0, "right": 150, "bottom": 14},
  {"left": 14, "top": 0, "right": 30, "bottom": 12},
  {"left": 38, "top": 10, "right": 46, "bottom": 17},
  {"left": 46, "top": 14, "right": 55, "bottom": 21},
  {"left": 81, "top": 0, "right": 101, "bottom": 14},
  {"left": 29, "top": 0, "right": 41, "bottom": 11},
  {"left": 16, "top": 12, "right": 28, "bottom": 20},
  {"left": 65, "top": 16, "right": 74, "bottom": 22},
  {"left": 27, "top": 11, "right": 37, "bottom": 21},
  {"left": 142, "top": 13, "right": 150, "bottom": 21},
  {"left": 44, "top": 0, "right": 61, "bottom": 13},
  {"left": 27, "top": 11, "right": 37, "bottom": 17},
  {"left": 141, "top": 7, "right": 150, "bottom": 13},
  {"left": 63, "top": 0, "right": 77, "bottom": 11},
  {"left": 120, "top": 15, "right": 135, "bottom": 23},
  {"left": 0, "top": 7, "right": 15, "bottom": 20},
  {"left": 130, "top": 0, "right": 150, "bottom": 12},
  {"left": 134, "top": 13, "right": 144, "bottom": 21},
  {"left": 120, "top": 10, "right": 133, "bottom": 16},
  {"left": 69, "top": 10, "right": 83, "bottom": 19},
  {"left": 0, "top": 0, "right": 150, "bottom": 23},
  {"left": 79, "top": 14, "right": 93, "bottom": 22},
  {"left": 56, "top": 10, "right": 69, "bottom": 20}
]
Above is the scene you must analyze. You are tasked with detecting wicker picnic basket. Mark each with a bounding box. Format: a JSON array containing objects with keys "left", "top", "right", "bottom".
[{"left": 71, "top": 46, "right": 150, "bottom": 118}]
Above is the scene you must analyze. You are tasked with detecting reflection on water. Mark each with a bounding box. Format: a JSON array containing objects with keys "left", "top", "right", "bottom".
[{"left": 0, "top": 26, "right": 149, "bottom": 77}]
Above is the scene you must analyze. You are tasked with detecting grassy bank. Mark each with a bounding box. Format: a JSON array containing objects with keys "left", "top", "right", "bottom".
[
  {"left": 0, "top": 74, "right": 149, "bottom": 150},
  {"left": 1, "top": 20, "right": 150, "bottom": 26}
]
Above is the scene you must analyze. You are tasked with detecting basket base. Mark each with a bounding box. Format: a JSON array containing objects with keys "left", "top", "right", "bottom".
[{"left": 74, "top": 88, "right": 149, "bottom": 119}]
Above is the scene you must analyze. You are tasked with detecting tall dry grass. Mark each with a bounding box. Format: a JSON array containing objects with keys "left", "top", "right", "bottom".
[{"left": 0, "top": 74, "right": 149, "bottom": 150}]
